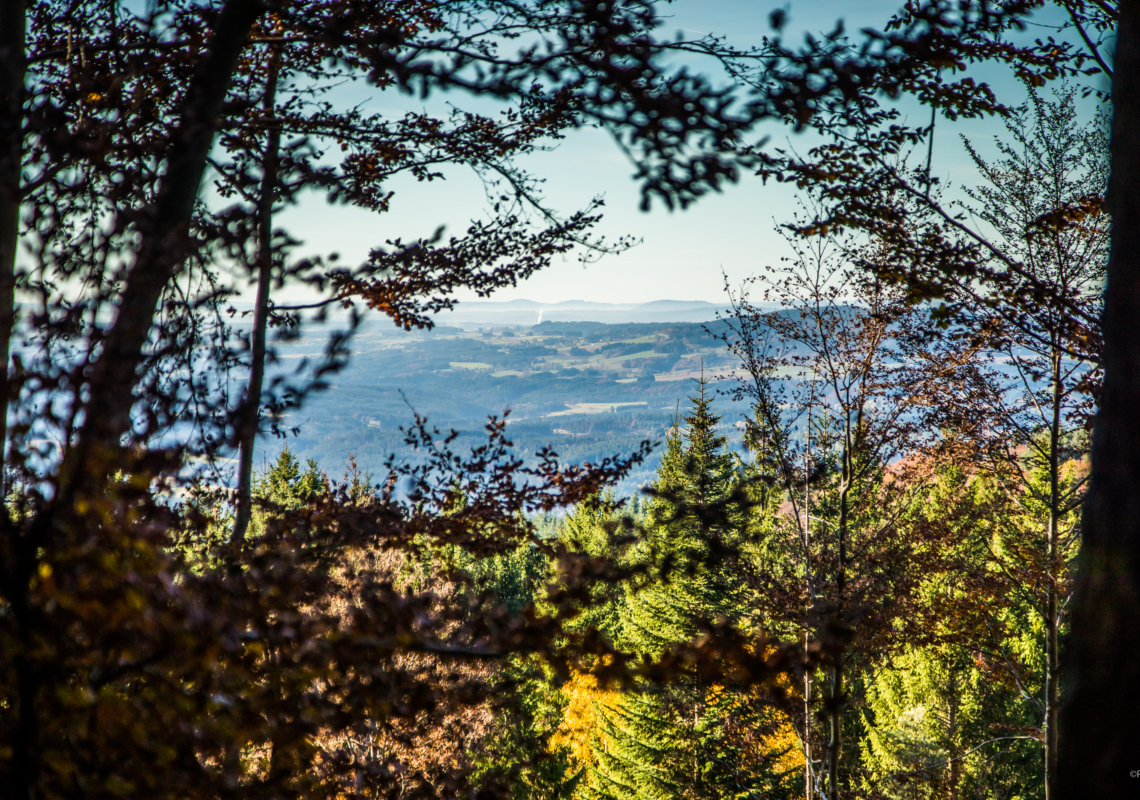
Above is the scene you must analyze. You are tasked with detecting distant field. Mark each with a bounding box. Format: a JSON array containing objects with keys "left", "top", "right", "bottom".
[
  {"left": 548, "top": 401, "right": 649, "bottom": 417},
  {"left": 596, "top": 349, "right": 660, "bottom": 364}
]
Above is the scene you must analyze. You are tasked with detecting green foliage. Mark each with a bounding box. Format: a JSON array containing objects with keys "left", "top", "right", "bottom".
[
  {"left": 557, "top": 492, "right": 634, "bottom": 642},
  {"left": 438, "top": 530, "right": 574, "bottom": 799},
  {"left": 240, "top": 447, "right": 326, "bottom": 540},
  {"left": 860, "top": 644, "right": 1040, "bottom": 800},
  {"left": 255, "top": 446, "right": 324, "bottom": 509},
  {"left": 587, "top": 381, "right": 796, "bottom": 800},
  {"left": 856, "top": 467, "right": 1050, "bottom": 800},
  {"left": 466, "top": 541, "right": 551, "bottom": 618},
  {"left": 619, "top": 381, "right": 744, "bottom": 654},
  {"left": 473, "top": 658, "right": 579, "bottom": 800}
]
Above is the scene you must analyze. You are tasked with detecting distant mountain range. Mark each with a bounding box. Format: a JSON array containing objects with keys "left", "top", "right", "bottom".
[
  {"left": 224, "top": 298, "right": 784, "bottom": 334},
  {"left": 429, "top": 299, "right": 743, "bottom": 328}
]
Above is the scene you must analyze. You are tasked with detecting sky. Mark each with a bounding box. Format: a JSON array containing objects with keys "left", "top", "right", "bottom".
[{"left": 270, "top": 0, "right": 1097, "bottom": 307}]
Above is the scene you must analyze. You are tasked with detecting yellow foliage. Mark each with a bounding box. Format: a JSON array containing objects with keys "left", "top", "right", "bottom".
[
  {"left": 761, "top": 717, "right": 806, "bottom": 775},
  {"left": 718, "top": 680, "right": 806, "bottom": 777},
  {"left": 550, "top": 669, "right": 619, "bottom": 769},
  {"left": 552, "top": 654, "right": 805, "bottom": 784}
]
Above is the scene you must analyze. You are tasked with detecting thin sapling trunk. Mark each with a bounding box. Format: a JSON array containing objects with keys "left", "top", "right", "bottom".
[{"left": 232, "top": 47, "right": 281, "bottom": 544}]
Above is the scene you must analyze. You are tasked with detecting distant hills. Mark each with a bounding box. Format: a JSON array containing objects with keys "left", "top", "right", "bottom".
[
  {"left": 227, "top": 298, "right": 787, "bottom": 338},
  {"left": 277, "top": 317, "right": 753, "bottom": 497},
  {"left": 429, "top": 299, "right": 739, "bottom": 328}
]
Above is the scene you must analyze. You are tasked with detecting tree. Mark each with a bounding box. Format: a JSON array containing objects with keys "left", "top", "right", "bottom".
[
  {"left": 860, "top": 642, "right": 1041, "bottom": 799},
  {"left": 5, "top": 0, "right": 1136, "bottom": 796},
  {"left": 589, "top": 382, "right": 797, "bottom": 800},
  {"left": 1053, "top": 6, "right": 1140, "bottom": 797},
  {"left": 253, "top": 445, "right": 323, "bottom": 508},
  {"left": 717, "top": 224, "right": 987, "bottom": 799}
]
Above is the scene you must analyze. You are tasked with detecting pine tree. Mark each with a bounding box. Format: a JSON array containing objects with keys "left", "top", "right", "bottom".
[
  {"left": 620, "top": 381, "right": 740, "bottom": 655},
  {"left": 589, "top": 380, "right": 793, "bottom": 800},
  {"left": 246, "top": 447, "right": 325, "bottom": 538}
]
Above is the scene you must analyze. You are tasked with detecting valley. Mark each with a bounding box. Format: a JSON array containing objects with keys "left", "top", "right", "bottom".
[{"left": 273, "top": 315, "right": 752, "bottom": 494}]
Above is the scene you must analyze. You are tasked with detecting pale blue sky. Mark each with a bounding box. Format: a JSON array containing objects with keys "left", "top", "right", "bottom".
[{"left": 271, "top": 0, "right": 1091, "bottom": 306}]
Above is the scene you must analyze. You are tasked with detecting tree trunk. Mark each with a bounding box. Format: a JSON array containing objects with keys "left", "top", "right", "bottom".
[
  {"left": 0, "top": 0, "right": 25, "bottom": 486},
  {"left": 947, "top": 667, "right": 960, "bottom": 800},
  {"left": 48, "top": 0, "right": 261, "bottom": 506},
  {"left": 804, "top": 643, "right": 813, "bottom": 800},
  {"left": 1044, "top": 351, "right": 1061, "bottom": 800},
  {"left": 804, "top": 421, "right": 815, "bottom": 800},
  {"left": 1, "top": 5, "right": 30, "bottom": 797},
  {"left": 827, "top": 657, "right": 842, "bottom": 800},
  {"left": 828, "top": 447, "right": 851, "bottom": 800},
  {"left": 12, "top": 7, "right": 261, "bottom": 793},
  {"left": 1058, "top": 5, "right": 1140, "bottom": 797},
  {"left": 231, "top": 47, "right": 281, "bottom": 544}
]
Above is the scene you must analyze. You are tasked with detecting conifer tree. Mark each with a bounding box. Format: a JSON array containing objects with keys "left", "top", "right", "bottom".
[
  {"left": 254, "top": 446, "right": 324, "bottom": 510},
  {"left": 589, "top": 380, "right": 793, "bottom": 800},
  {"left": 621, "top": 380, "right": 740, "bottom": 655}
]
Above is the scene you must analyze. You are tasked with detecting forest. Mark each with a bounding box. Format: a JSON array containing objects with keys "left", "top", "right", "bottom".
[{"left": 0, "top": 1, "right": 1135, "bottom": 800}]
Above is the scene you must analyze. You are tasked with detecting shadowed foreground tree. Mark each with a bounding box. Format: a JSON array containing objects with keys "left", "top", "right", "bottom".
[{"left": 1056, "top": 3, "right": 1140, "bottom": 796}]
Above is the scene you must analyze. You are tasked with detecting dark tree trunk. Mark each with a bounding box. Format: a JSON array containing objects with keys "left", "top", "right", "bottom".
[
  {"left": 1, "top": 4, "right": 29, "bottom": 797},
  {"left": 0, "top": 0, "right": 25, "bottom": 486},
  {"left": 1044, "top": 351, "right": 1061, "bottom": 800},
  {"left": 1058, "top": 5, "right": 1140, "bottom": 798},
  {"left": 826, "top": 656, "right": 843, "bottom": 800},
  {"left": 50, "top": 0, "right": 261, "bottom": 499},
  {"left": 231, "top": 47, "right": 281, "bottom": 544}
]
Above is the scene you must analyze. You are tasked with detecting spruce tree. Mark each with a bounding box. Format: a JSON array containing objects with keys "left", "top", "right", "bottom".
[
  {"left": 620, "top": 381, "right": 740, "bottom": 655},
  {"left": 589, "top": 380, "right": 792, "bottom": 800},
  {"left": 243, "top": 447, "right": 325, "bottom": 539}
]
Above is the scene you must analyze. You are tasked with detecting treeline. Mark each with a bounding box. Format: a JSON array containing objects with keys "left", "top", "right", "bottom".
[{"left": 258, "top": 363, "right": 1071, "bottom": 799}]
